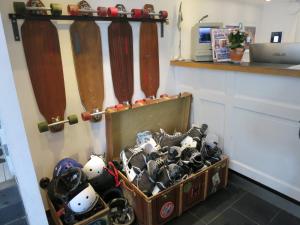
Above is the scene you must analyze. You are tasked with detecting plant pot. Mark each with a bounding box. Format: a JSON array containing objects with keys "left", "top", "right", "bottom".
[{"left": 230, "top": 48, "right": 245, "bottom": 63}]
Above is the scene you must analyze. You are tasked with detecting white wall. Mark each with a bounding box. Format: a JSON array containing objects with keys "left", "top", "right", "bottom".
[
  {"left": 257, "top": 1, "right": 300, "bottom": 43},
  {"left": 176, "top": 0, "right": 263, "bottom": 59},
  {"left": 0, "top": 0, "right": 180, "bottom": 209},
  {"left": 0, "top": 15, "right": 48, "bottom": 225}
]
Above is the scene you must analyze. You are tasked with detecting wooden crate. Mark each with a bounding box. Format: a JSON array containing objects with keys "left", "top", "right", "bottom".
[
  {"left": 47, "top": 194, "right": 109, "bottom": 225},
  {"left": 180, "top": 168, "right": 207, "bottom": 213},
  {"left": 105, "top": 92, "right": 229, "bottom": 225},
  {"left": 120, "top": 172, "right": 181, "bottom": 225}
]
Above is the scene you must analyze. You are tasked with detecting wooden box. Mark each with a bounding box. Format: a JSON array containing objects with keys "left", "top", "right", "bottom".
[
  {"left": 47, "top": 194, "right": 109, "bottom": 225},
  {"left": 105, "top": 92, "right": 229, "bottom": 225}
]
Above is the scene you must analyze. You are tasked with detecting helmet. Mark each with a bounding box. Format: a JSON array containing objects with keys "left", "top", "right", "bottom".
[
  {"left": 53, "top": 158, "right": 83, "bottom": 178},
  {"left": 108, "top": 198, "right": 135, "bottom": 225},
  {"left": 48, "top": 168, "right": 88, "bottom": 204},
  {"left": 68, "top": 184, "right": 99, "bottom": 214},
  {"left": 83, "top": 155, "right": 106, "bottom": 180}
]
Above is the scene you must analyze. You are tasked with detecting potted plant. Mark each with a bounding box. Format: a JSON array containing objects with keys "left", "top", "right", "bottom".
[{"left": 228, "top": 28, "right": 247, "bottom": 63}]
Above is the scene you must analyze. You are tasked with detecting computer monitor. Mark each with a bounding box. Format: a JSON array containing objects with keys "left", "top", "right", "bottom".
[{"left": 191, "top": 22, "right": 223, "bottom": 61}]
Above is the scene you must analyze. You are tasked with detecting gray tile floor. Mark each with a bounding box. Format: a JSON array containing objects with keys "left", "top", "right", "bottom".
[
  {"left": 167, "top": 182, "right": 300, "bottom": 225},
  {"left": 0, "top": 181, "right": 28, "bottom": 225}
]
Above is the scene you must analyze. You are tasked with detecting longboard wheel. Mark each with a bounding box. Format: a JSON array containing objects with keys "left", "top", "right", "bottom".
[
  {"left": 108, "top": 7, "right": 118, "bottom": 17},
  {"left": 13, "top": 2, "right": 26, "bottom": 14},
  {"left": 131, "top": 9, "right": 142, "bottom": 18},
  {"left": 68, "top": 115, "right": 78, "bottom": 125},
  {"left": 115, "top": 104, "right": 125, "bottom": 110},
  {"left": 135, "top": 99, "right": 145, "bottom": 105},
  {"left": 39, "top": 177, "right": 50, "bottom": 189},
  {"left": 159, "top": 10, "right": 168, "bottom": 19},
  {"left": 50, "top": 3, "right": 62, "bottom": 16},
  {"left": 97, "top": 7, "right": 107, "bottom": 17},
  {"left": 81, "top": 112, "right": 92, "bottom": 121},
  {"left": 68, "top": 4, "right": 79, "bottom": 16},
  {"left": 38, "top": 121, "right": 49, "bottom": 133}
]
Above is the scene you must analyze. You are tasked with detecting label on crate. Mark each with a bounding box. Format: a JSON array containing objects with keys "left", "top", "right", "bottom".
[
  {"left": 160, "top": 201, "right": 174, "bottom": 219},
  {"left": 211, "top": 172, "right": 221, "bottom": 193}
]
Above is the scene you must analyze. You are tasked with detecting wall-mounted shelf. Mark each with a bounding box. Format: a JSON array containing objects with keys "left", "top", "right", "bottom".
[
  {"left": 8, "top": 13, "right": 168, "bottom": 41},
  {"left": 170, "top": 60, "right": 300, "bottom": 78}
]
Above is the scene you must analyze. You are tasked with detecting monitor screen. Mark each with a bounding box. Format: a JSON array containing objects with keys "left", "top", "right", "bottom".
[{"left": 199, "top": 27, "right": 212, "bottom": 43}]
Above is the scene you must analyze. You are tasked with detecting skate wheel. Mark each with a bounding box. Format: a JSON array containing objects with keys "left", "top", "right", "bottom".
[
  {"left": 39, "top": 177, "right": 50, "bottom": 189},
  {"left": 142, "top": 9, "right": 150, "bottom": 18},
  {"left": 68, "top": 4, "right": 79, "bottom": 16},
  {"left": 115, "top": 104, "right": 124, "bottom": 110},
  {"left": 131, "top": 9, "right": 142, "bottom": 18},
  {"left": 97, "top": 7, "right": 107, "bottom": 17},
  {"left": 135, "top": 99, "right": 145, "bottom": 105},
  {"left": 159, "top": 10, "right": 168, "bottom": 19},
  {"left": 81, "top": 112, "right": 92, "bottom": 121},
  {"left": 13, "top": 2, "right": 26, "bottom": 14},
  {"left": 67, "top": 115, "right": 78, "bottom": 125},
  {"left": 108, "top": 7, "right": 118, "bottom": 17},
  {"left": 50, "top": 3, "right": 62, "bottom": 16},
  {"left": 38, "top": 121, "right": 49, "bottom": 133}
]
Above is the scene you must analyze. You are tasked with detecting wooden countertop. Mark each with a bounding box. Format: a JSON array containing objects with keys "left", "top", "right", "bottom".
[{"left": 170, "top": 60, "right": 300, "bottom": 78}]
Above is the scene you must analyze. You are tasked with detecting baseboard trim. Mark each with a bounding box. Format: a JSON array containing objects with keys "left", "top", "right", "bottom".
[{"left": 229, "top": 169, "right": 300, "bottom": 206}]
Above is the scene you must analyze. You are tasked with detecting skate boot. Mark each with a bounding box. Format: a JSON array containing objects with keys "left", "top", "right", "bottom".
[
  {"left": 186, "top": 124, "right": 208, "bottom": 150},
  {"left": 181, "top": 148, "right": 205, "bottom": 172},
  {"left": 153, "top": 129, "right": 187, "bottom": 147},
  {"left": 168, "top": 163, "right": 185, "bottom": 182},
  {"left": 132, "top": 170, "right": 155, "bottom": 197},
  {"left": 201, "top": 133, "right": 222, "bottom": 166},
  {"left": 153, "top": 165, "right": 173, "bottom": 195},
  {"left": 167, "top": 146, "right": 182, "bottom": 164},
  {"left": 147, "top": 157, "right": 166, "bottom": 182},
  {"left": 120, "top": 147, "right": 147, "bottom": 182},
  {"left": 181, "top": 136, "right": 197, "bottom": 149}
]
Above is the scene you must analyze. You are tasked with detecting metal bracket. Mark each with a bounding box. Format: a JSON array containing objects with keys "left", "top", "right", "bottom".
[
  {"left": 10, "top": 14, "right": 21, "bottom": 41},
  {"left": 8, "top": 13, "right": 168, "bottom": 41},
  {"left": 160, "top": 22, "right": 164, "bottom": 38}
]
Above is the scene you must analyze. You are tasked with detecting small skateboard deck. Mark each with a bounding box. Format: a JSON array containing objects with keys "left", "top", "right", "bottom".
[
  {"left": 70, "top": 1, "right": 105, "bottom": 122},
  {"left": 20, "top": 1, "right": 67, "bottom": 132},
  {"left": 140, "top": 4, "right": 160, "bottom": 98},
  {"left": 108, "top": 5, "right": 134, "bottom": 104}
]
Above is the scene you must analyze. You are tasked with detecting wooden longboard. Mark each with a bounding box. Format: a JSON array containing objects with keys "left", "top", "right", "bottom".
[
  {"left": 108, "top": 20, "right": 134, "bottom": 103},
  {"left": 70, "top": 21, "right": 104, "bottom": 119},
  {"left": 140, "top": 4, "right": 160, "bottom": 98},
  {"left": 21, "top": 20, "right": 66, "bottom": 131}
]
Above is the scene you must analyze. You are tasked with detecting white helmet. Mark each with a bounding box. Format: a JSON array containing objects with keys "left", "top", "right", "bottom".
[
  {"left": 83, "top": 155, "right": 106, "bottom": 180},
  {"left": 68, "top": 184, "right": 99, "bottom": 214}
]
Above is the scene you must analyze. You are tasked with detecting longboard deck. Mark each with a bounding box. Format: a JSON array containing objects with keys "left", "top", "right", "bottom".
[
  {"left": 70, "top": 21, "right": 104, "bottom": 114},
  {"left": 21, "top": 20, "right": 66, "bottom": 128},
  {"left": 140, "top": 4, "right": 160, "bottom": 98},
  {"left": 108, "top": 21, "right": 134, "bottom": 103}
]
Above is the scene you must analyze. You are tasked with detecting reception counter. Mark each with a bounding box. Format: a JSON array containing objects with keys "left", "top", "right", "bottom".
[
  {"left": 171, "top": 59, "right": 300, "bottom": 201},
  {"left": 170, "top": 60, "right": 300, "bottom": 77}
]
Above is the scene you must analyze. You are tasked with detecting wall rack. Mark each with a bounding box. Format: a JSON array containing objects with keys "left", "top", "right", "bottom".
[{"left": 8, "top": 13, "right": 168, "bottom": 41}]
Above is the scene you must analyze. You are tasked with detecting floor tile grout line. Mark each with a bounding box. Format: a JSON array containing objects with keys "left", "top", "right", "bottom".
[
  {"left": 268, "top": 209, "right": 281, "bottom": 224},
  {"left": 4, "top": 216, "right": 27, "bottom": 225},
  {"left": 231, "top": 207, "right": 260, "bottom": 225},
  {"left": 204, "top": 191, "right": 248, "bottom": 225},
  {"left": 187, "top": 212, "right": 208, "bottom": 225}
]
